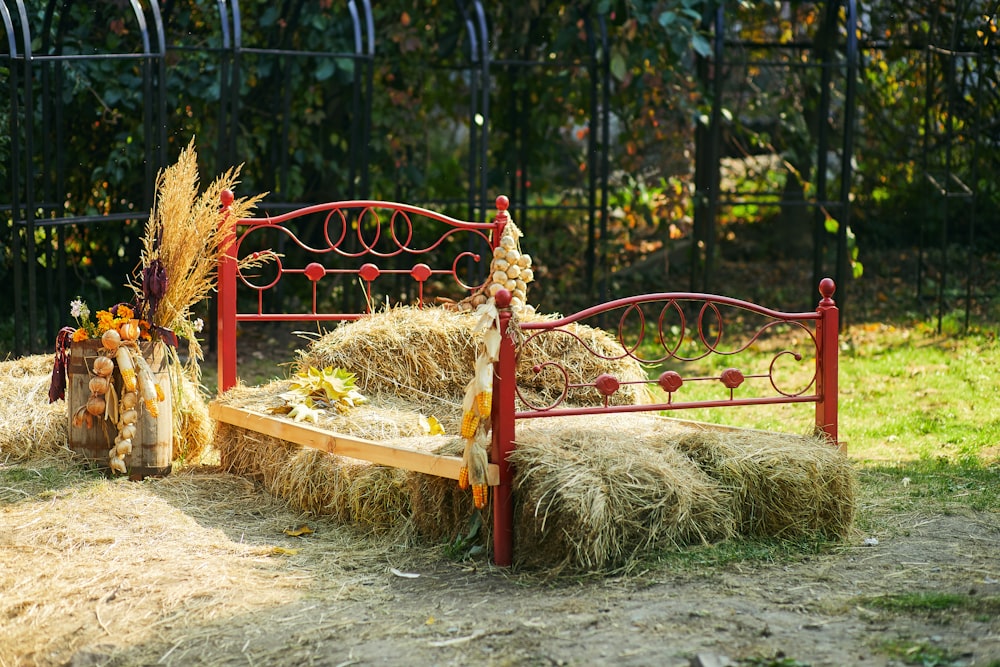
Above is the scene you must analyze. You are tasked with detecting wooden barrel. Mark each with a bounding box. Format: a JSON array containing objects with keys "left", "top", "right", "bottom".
[{"left": 67, "top": 339, "right": 173, "bottom": 480}]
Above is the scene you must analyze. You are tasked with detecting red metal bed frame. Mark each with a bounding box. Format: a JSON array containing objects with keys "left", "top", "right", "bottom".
[{"left": 214, "top": 192, "right": 839, "bottom": 567}]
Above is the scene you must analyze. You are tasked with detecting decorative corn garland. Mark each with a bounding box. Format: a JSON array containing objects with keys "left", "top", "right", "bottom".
[
  {"left": 457, "top": 217, "right": 534, "bottom": 509},
  {"left": 70, "top": 319, "right": 166, "bottom": 474}
]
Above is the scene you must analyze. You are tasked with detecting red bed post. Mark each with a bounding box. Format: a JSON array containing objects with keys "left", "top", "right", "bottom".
[
  {"left": 217, "top": 189, "right": 238, "bottom": 393},
  {"left": 491, "top": 288, "right": 517, "bottom": 567},
  {"left": 815, "top": 278, "right": 840, "bottom": 449}
]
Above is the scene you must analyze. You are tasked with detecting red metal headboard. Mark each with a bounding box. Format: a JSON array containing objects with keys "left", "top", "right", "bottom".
[{"left": 216, "top": 191, "right": 507, "bottom": 392}]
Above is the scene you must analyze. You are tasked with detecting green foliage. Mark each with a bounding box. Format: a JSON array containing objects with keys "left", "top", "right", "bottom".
[
  {"left": 878, "top": 638, "right": 968, "bottom": 667},
  {"left": 864, "top": 592, "right": 1000, "bottom": 614}
]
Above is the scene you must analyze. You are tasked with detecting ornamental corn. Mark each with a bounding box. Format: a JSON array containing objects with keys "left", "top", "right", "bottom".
[
  {"left": 115, "top": 347, "right": 137, "bottom": 392},
  {"left": 458, "top": 466, "right": 469, "bottom": 490},
  {"left": 460, "top": 411, "right": 480, "bottom": 439},
  {"left": 472, "top": 484, "right": 488, "bottom": 509},
  {"left": 475, "top": 391, "right": 492, "bottom": 417}
]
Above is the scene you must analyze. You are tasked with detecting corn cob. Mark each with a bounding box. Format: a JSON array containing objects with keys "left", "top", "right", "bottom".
[
  {"left": 475, "top": 391, "right": 492, "bottom": 418},
  {"left": 458, "top": 466, "right": 469, "bottom": 490},
  {"left": 133, "top": 352, "right": 161, "bottom": 418},
  {"left": 472, "top": 484, "right": 488, "bottom": 509},
  {"left": 460, "top": 410, "right": 480, "bottom": 439},
  {"left": 115, "top": 346, "right": 137, "bottom": 392}
]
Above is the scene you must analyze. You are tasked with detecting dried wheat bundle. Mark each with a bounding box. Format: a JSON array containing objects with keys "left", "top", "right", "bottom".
[{"left": 132, "top": 137, "right": 267, "bottom": 376}]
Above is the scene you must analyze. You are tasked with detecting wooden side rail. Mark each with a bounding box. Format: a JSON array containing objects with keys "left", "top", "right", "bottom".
[{"left": 210, "top": 403, "right": 500, "bottom": 485}]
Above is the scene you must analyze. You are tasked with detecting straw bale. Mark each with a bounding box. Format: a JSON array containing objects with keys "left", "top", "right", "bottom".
[
  {"left": 405, "top": 436, "right": 475, "bottom": 541},
  {"left": 297, "top": 306, "right": 651, "bottom": 408},
  {"left": 214, "top": 385, "right": 458, "bottom": 533},
  {"left": 213, "top": 366, "right": 853, "bottom": 571},
  {"left": 297, "top": 307, "right": 478, "bottom": 402},
  {"left": 214, "top": 379, "right": 463, "bottom": 441},
  {"left": 0, "top": 352, "right": 211, "bottom": 467},
  {"left": 0, "top": 354, "right": 70, "bottom": 460},
  {"left": 674, "top": 430, "right": 856, "bottom": 539},
  {"left": 506, "top": 415, "right": 735, "bottom": 572},
  {"left": 172, "top": 371, "right": 213, "bottom": 464}
]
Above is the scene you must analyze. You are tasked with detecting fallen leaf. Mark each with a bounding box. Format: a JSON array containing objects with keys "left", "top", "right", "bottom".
[
  {"left": 283, "top": 524, "right": 314, "bottom": 537},
  {"left": 419, "top": 415, "right": 446, "bottom": 436},
  {"left": 270, "top": 546, "right": 300, "bottom": 556}
]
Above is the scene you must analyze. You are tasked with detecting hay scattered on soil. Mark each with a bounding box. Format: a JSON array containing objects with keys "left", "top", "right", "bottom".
[
  {"left": 0, "top": 462, "right": 416, "bottom": 666},
  {"left": 0, "top": 354, "right": 70, "bottom": 460},
  {"left": 298, "top": 305, "right": 651, "bottom": 407}
]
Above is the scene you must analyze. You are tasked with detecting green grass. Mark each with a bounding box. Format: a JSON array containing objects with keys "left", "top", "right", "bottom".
[
  {"left": 862, "top": 592, "right": 1000, "bottom": 615},
  {"left": 637, "top": 322, "right": 1000, "bottom": 467},
  {"left": 645, "top": 534, "right": 834, "bottom": 572},
  {"left": 878, "top": 637, "right": 974, "bottom": 667}
]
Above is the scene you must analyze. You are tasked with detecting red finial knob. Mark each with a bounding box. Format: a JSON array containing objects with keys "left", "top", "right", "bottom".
[
  {"left": 818, "top": 278, "right": 836, "bottom": 309},
  {"left": 220, "top": 188, "right": 235, "bottom": 208},
  {"left": 495, "top": 288, "right": 512, "bottom": 308},
  {"left": 496, "top": 195, "right": 509, "bottom": 212}
]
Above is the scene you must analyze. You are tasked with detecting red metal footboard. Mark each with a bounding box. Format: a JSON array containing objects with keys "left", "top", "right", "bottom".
[
  {"left": 216, "top": 190, "right": 505, "bottom": 392},
  {"left": 488, "top": 281, "right": 839, "bottom": 566}
]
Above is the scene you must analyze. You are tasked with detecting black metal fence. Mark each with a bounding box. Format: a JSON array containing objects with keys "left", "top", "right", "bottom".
[{"left": 3, "top": 1, "right": 878, "bottom": 356}]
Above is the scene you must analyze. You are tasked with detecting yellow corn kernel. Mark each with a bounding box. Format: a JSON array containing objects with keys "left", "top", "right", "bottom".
[
  {"left": 155, "top": 383, "right": 164, "bottom": 402},
  {"left": 120, "top": 368, "right": 137, "bottom": 393},
  {"left": 460, "top": 411, "right": 480, "bottom": 439},
  {"left": 144, "top": 398, "right": 159, "bottom": 418},
  {"left": 458, "top": 466, "right": 469, "bottom": 490},
  {"left": 472, "top": 484, "right": 488, "bottom": 509},
  {"left": 475, "top": 391, "right": 492, "bottom": 417}
]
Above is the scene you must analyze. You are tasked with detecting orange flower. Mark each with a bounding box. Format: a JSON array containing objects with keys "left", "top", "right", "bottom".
[
  {"left": 72, "top": 328, "right": 90, "bottom": 342},
  {"left": 96, "top": 310, "right": 115, "bottom": 333},
  {"left": 116, "top": 305, "right": 135, "bottom": 321}
]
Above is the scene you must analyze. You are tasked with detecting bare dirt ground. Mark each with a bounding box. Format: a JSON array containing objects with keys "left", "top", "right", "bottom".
[
  {"left": 1, "top": 462, "right": 998, "bottom": 667},
  {"left": 3, "top": 252, "right": 999, "bottom": 667}
]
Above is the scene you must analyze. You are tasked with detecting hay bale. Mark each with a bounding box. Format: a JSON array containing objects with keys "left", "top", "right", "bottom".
[
  {"left": 674, "top": 430, "right": 856, "bottom": 539},
  {"left": 172, "top": 371, "right": 213, "bottom": 464},
  {"left": 405, "top": 415, "right": 736, "bottom": 572},
  {"left": 0, "top": 352, "right": 211, "bottom": 467},
  {"left": 298, "top": 307, "right": 479, "bottom": 402},
  {"left": 0, "top": 354, "right": 70, "bottom": 460},
  {"left": 506, "top": 415, "right": 735, "bottom": 572},
  {"left": 214, "top": 379, "right": 463, "bottom": 440},
  {"left": 214, "top": 387, "right": 456, "bottom": 533},
  {"left": 215, "top": 378, "right": 854, "bottom": 572},
  {"left": 405, "top": 436, "right": 475, "bottom": 542},
  {"left": 298, "top": 306, "right": 651, "bottom": 407}
]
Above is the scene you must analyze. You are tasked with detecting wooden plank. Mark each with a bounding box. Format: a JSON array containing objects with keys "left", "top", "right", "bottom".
[{"left": 209, "top": 402, "right": 499, "bottom": 486}]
